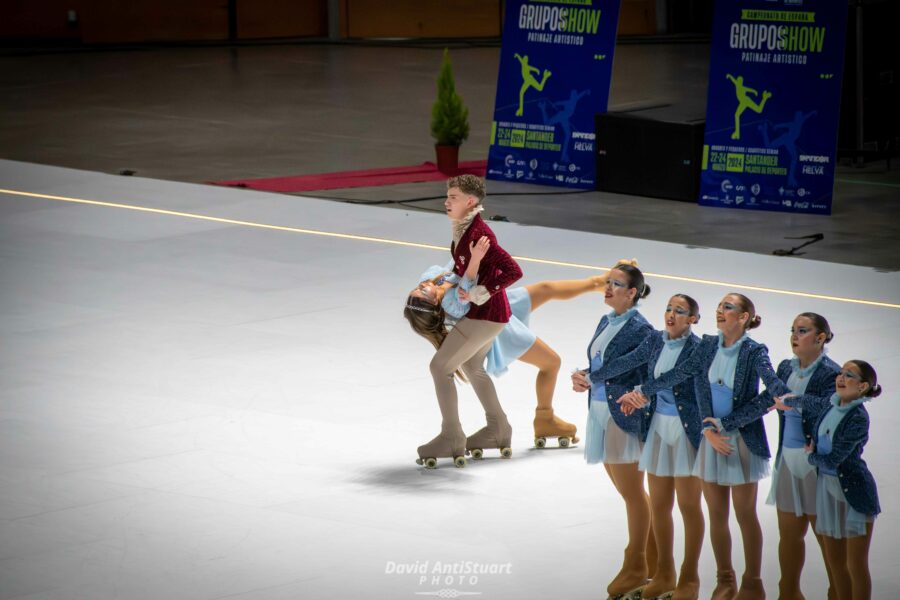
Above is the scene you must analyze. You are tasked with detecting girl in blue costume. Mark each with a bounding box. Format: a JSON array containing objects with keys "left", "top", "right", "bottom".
[
  {"left": 620, "top": 293, "right": 791, "bottom": 600},
  {"left": 771, "top": 360, "right": 881, "bottom": 600},
  {"left": 765, "top": 313, "right": 840, "bottom": 600},
  {"left": 405, "top": 251, "right": 636, "bottom": 451},
  {"left": 570, "top": 263, "right": 656, "bottom": 600},
  {"left": 592, "top": 294, "right": 704, "bottom": 600}
]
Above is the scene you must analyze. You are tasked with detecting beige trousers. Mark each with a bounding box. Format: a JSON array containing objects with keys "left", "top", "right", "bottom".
[{"left": 429, "top": 317, "right": 506, "bottom": 434}]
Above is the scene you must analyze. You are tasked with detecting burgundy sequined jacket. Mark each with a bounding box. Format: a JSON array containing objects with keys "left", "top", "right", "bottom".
[{"left": 451, "top": 214, "right": 522, "bottom": 323}]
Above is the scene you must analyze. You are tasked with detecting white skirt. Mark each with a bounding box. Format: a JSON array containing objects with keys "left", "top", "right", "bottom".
[
  {"left": 638, "top": 413, "right": 697, "bottom": 477},
  {"left": 766, "top": 447, "right": 817, "bottom": 516},
  {"left": 584, "top": 399, "right": 643, "bottom": 465},
  {"left": 815, "top": 474, "right": 873, "bottom": 539},
  {"left": 693, "top": 432, "right": 769, "bottom": 486}
]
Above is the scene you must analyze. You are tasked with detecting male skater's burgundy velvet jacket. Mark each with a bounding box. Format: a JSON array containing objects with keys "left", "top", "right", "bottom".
[{"left": 451, "top": 213, "right": 522, "bottom": 323}]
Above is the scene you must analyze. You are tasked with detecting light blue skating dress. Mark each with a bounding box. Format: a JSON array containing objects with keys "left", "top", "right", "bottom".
[
  {"left": 692, "top": 333, "right": 770, "bottom": 485},
  {"left": 639, "top": 332, "right": 697, "bottom": 477},
  {"left": 584, "top": 308, "right": 644, "bottom": 465}
]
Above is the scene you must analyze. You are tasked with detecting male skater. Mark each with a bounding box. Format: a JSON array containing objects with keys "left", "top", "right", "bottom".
[{"left": 414, "top": 174, "right": 523, "bottom": 467}]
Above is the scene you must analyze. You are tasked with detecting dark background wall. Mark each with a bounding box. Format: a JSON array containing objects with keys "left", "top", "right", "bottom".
[
  {"left": 1, "top": 0, "right": 328, "bottom": 44},
  {"left": 1, "top": 0, "right": 669, "bottom": 45}
]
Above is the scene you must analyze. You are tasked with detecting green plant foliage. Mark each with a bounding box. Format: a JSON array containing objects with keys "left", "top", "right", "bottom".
[{"left": 431, "top": 49, "right": 470, "bottom": 147}]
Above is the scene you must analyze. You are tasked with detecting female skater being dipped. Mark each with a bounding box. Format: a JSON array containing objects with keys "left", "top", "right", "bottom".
[
  {"left": 588, "top": 294, "right": 705, "bottom": 600},
  {"left": 771, "top": 361, "right": 881, "bottom": 600},
  {"left": 570, "top": 263, "right": 656, "bottom": 600},
  {"left": 405, "top": 253, "right": 638, "bottom": 454},
  {"left": 765, "top": 313, "right": 840, "bottom": 600},
  {"left": 620, "top": 293, "right": 791, "bottom": 600}
]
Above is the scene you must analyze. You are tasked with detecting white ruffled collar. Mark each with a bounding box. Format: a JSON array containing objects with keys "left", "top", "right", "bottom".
[{"left": 452, "top": 206, "right": 484, "bottom": 244}]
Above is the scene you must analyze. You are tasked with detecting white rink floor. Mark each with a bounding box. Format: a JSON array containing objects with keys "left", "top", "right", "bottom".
[{"left": 1, "top": 159, "right": 898, "bottom": 600}]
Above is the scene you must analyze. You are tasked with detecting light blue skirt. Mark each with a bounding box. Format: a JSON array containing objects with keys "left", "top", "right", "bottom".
[
  {"left": 765, "top": 447, "right": 817, "bottom": 516},
  {"left": 692, "top": 432, "right": 769, "bottom": 486},
  {"left": 815, "top": 474, "right": 872, "bottom": 539},
  {"left": 584, "top": 399, "right": 643, "bottom": 465},
  {"left": 639, "top": 413, "right": 697, "bottom": 477},
  {"left": 485, "top": 287, "right": 536, "bottom": 377}
]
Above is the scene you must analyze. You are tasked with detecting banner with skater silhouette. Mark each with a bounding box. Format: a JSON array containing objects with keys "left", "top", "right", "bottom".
[
  {"left": 486, "top": 0, "right": 622, "bottom": 189},
  {"left": 699, "top": 0, "right": 849, "bottom": 215}
]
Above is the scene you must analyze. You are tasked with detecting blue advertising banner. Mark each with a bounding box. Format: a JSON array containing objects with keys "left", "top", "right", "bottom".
[
  {"left": 700, "top": 0, "right": 849, "bottom": 215},
  {"left": 486, "top": 0, "right": 621, "bottom": 189}
]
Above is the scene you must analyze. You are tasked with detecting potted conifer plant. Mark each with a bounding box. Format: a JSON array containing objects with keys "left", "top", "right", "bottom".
[{"left": 431, "top": 48, "right": 470, "bottom": 174}]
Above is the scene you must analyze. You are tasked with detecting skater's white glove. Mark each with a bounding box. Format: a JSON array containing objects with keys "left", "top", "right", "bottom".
[{"left": 467, "top": 285, "right": 491, "bottom": 306}]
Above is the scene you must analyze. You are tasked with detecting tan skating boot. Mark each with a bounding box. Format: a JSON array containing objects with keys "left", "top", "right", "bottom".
[
  {"left": 466, "top": 415, "right": 513, "bottom": 459},
  {"left": 607, "top": 550, "right": 649, "bottom": 600},
  {"left": 671, "top": 579, "right": 699, "bottom": 600},
  {"left": 735, "top": 575, "right": 765, "bottom": 600},
  {"left": 533, "top": 407, "right": 579, "bottom": 448},
  {"left": 416, "top": 431, "right": 467, "bottom": 469},
  {"left": 711, "top": 569, "right": 737, "bottom": 600},
  {"left": 642, "top": 575, "right": 676, "bottom": 599}
]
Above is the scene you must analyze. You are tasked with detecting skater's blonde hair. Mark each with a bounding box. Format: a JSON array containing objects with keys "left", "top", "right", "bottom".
[
  {"left": 446, "top": 174, "right": 485, "bottom": 204},
  {"left": 404, "top": 288, "right": 468, "bottom": 383}
]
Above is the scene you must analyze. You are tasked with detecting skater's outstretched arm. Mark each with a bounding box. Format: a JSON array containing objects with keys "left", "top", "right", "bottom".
[
  {"left": 589, "top": 333, "right": 656, "bottom": 382},
  {"left": 719, "top": 345, "right": 791, "bottom": 432}
]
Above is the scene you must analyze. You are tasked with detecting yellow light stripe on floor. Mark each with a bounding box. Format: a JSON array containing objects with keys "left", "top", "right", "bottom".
[{"left": 2, "top": 187, "right": 898, "bottom": 310}]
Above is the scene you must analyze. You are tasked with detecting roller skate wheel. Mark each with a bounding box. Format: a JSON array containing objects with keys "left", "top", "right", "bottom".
[
  {"left": 559, "top": 436, "right": 570, "bottom": 448},
  {"left": 535, "top": 437, "right": 547, "bottom": 448},
  {"left": 500, "top": 447, "right": 512, "bottom": 458},
  {"left": 424, "top": 457, "right": 438, "bottom": 469},
  {"left": 454, "top": 456, "right": 467, "bottom": 468},
  {"left": 471, "top": 448, "right": 484, "bottom": 460},
  {"left": 415, "top": 458, "right": 424, "bottom": 466}
]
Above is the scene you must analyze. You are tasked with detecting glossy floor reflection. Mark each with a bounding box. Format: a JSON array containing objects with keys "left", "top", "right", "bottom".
[{"left": 1, "top": 160, "right": 898, "bottom": 600}]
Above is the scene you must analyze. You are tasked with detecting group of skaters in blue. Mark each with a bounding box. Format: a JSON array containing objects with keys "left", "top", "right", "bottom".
[{"left": 403, "top": 175, "right": 880, "bottom": 600}]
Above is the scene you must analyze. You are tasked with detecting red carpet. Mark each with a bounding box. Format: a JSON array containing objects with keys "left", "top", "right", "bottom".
[{"left": 211, "top": 160, "right": 488, "bottom": 193}]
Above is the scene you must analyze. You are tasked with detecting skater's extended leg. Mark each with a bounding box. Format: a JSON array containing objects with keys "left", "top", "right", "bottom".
[
  {"left": 525, "top": 277, "right": 604, "bottom": 312},
  {"left": 518, "top": 337, "right": 561, "bottom": 411},
  {"left": 519, "top": 338, "right": 578, "bottom": 444}
]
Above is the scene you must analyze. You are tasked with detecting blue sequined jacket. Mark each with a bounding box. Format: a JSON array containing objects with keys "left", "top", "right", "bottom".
[
  {"left": 771, "top": 356, "right": 840, "bottom": 464},
  {"left": 807, "top": 401, "right": 880, "bottom": 517},
  {"left": 596, "top": 330, "right": 703, "bottom": 447},
  {"left": 636, "top": 335, "right": 790, "bottom": 458},
  {"left": 585, "top": 311, "right": 654, "bottom": 438}
]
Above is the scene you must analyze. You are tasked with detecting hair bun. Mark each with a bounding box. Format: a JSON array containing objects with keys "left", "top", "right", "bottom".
[
  {"left": 640, "top": 284, "right": 651, "bottom": 299},
  {"left": 825, "top": 332, "right": 835, "bottom": 343},
  {"left": 748, "top": 315, "right": 762, "bottom": 330},
  {"left": 871, "top": 383, "right": 882, "bottom": 398}
]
